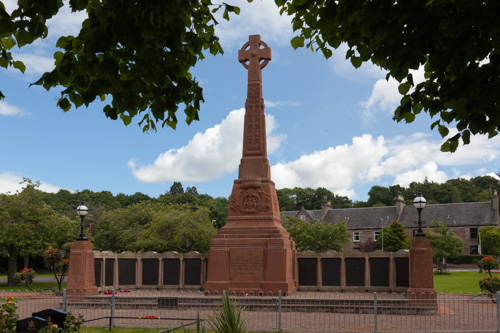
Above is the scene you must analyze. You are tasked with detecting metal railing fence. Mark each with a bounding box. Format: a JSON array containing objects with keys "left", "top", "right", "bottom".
[{"left": 2, "top": 290, "right": 499, "bottom": 332}]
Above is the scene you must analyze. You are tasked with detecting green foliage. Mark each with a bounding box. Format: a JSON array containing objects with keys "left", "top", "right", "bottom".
[
  {"left": 92, "top": 202, "right": 216, "bottom": 253},
  {"left": 367, "top": 185, "right": 394, "bottom": 206},
  {"left": 278, "top": 0, "right": 500, "bottom": 152},
  {"left": 1, "top": 2, "right": 240, "bottom": 130},
  {"left": 0, "top": 179, "right": 78, "bottom": 286},
  {"left": 207, "top": 292, "right": 248, "bottom": 333},
  {"left": 447, "top": 254, "right": 484, "bottom": 265},
  {"left": 480, "top": 226, "right": 500, "bottom": 256},
  {"left": 170, "top": 182, "right": 185, "bottom": 195},
  {"left": 277, "top": 187, "right": 352, "bottom": 211},
  {"left": 365, "top": 176, "right": 498, "bottom": 206},
  {"left": 376, "top": 221, "right": 409, "bottom": 252},
  {"left": 282, "top": 216, "right": 350, "bottom": 252},
  {"left": 478, "top": 256, "right": 500, "bottom": 297},
  {"left": 426, "top": 221, "right": 464, "bottom": 263},
  {"left": 0, "top": 297, "right": 18, "bottom": 332}
]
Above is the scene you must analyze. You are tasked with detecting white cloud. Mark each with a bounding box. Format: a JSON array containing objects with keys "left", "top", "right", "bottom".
[
  {"left": 270, "top": 130, "right": 500, "bottom": 200},
  {"left": 0, "top": 172, "right": 61, "bottom": 194},
  {"left": 215, "top": 0, "right": 293, "bottom": 50},
  {"left": 265, "top": 100, "right": 301, "bottom": 109},
  {"left": 0, "top": 100, "right": 26, "bottom": 116},
  {"left": 361, "top": 77, "right": 400, "bottom": 124},
  {"left": 328, "top": 43, "right": 386, "bottom": 83},
  {"left": 272, "top": 134, "right": 388, "bottom": 198},
  {"left": 361, "top": 67, "right": 426, "bottom": 123},
  {"left": 129, "top": 108, "right": 286, "bottom": 183},
  {"left": 12, "top": 53, "right": 54, "bottom": 76},
  {"left": 46, "top": 5, "right": 87, "bottom": 37},
  {"left": 392, "top": 162, "right": 448, "bottom": 187}
]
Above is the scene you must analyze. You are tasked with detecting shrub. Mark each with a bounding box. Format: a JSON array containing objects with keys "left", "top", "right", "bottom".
[
  {"left": 0, "top": 297, "right": 18, "bottom": 333},
  {"left": 359, "top": 239, "right": 378, "bottom": 252},
  {"left": 207, "top": 292, "right": 248, "bottom": 333}
]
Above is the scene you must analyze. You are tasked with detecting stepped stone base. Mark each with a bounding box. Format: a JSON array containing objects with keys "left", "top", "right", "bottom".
[{"left": 205, "top": 225, "right": 297, "bottom": 295}]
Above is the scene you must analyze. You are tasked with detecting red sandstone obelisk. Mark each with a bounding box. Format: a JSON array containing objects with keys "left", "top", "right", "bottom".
[{"left": 204, "top": 35, "right": 297, "bottom": 295}]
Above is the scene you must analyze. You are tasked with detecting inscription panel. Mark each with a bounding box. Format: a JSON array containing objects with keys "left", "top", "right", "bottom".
[{"left": 229, "top": 249, "right": 264, "bottom": 281}]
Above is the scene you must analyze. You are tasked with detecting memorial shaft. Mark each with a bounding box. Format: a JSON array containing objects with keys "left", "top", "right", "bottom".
[{"left": 204, "top": 35, "right": 297, "bottom": 294}]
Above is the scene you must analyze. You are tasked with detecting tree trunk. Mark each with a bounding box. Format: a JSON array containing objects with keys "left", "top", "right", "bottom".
[{"left": 7, "top": 247, "right": 19, "bottom": 286}]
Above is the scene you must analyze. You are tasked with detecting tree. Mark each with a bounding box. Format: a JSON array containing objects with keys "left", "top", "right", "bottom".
[
  {"left": 282, "top": 216, "right": 350, "bottom": 252},
  {"left": 367, "top": 186, "right": 394, "bottom": 207},
  {"left": 376, "top": 221, "right": 409, "bottom": 252},
  {"left": 426, "top": 221, "right": 464, "bottom": 265},
  {"left": 278, "top": 0, "right": 500, "bottom": 152},
  {"left": 169, "top": 182, "right": 184, "bottom": 196},
  {"left": 92, "top": 201, "right": 216, "bottom": 253},
  {"left": 481, "top": 226, "right": 500, "bottom": 256},
  {"left": 0, "top": 180, "right": 77, "bottom": 286},
  {"left": 1, "top": 1, "right": 239, "bottom": 130}
]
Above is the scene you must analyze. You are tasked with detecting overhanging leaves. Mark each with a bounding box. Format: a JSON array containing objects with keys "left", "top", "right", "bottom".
[{"left": 277, "top": 0, "right": 500, "bottom": 152}]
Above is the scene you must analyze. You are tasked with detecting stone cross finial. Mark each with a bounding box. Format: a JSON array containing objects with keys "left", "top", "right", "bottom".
[
  {"left": 239, "top": 35, "right": 271, "bottom": 83},
  {"left": 237, "top": 35, "right": 271, "bottom": 162}
]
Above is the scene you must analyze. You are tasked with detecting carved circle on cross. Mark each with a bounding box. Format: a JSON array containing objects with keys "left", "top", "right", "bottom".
[{"left": 240, "top": 40, "right": 271, "bottom": 70}]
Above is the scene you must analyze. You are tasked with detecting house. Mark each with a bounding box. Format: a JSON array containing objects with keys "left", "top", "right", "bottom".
[{"left": 280, "top": 192, "right": 500, "bottom": 254}]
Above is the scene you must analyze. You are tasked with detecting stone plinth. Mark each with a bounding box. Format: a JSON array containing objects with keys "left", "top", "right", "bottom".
[
  {"left": 407, "top": 237, "right": 436, "bottom": 306},
  {"left": 204, "top": 35, "right": 297, "bottom": 295},
  {"left": 66, "top": 240, "right": 98, "bottom": 295}
]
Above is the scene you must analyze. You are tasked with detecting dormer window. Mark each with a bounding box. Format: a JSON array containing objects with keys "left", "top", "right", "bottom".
[{"left": 300, "top": 214, "right": 306, "bottom": 221}]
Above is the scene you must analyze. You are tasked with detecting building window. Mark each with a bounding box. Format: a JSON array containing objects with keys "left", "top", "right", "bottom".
[
  {"left": 353, "top": 231, "right": 360, "bottom": 243},
  {"left": 470, "top": 228, "right": 478, "bottom": 239},
  {"left": 374, "top": 231, "right": 380, "bottom": 241},
  {"left": 470, "top": 245, "right": 479, "bottom": 255},
  {"left": 300, "top": 214, "right": 306, "bottom": 221}
]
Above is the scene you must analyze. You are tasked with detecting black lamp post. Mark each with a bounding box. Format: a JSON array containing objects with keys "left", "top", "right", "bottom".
[
  {"left": 413, "top": 189, "right": 427, "bottom": 237},
  {"left": 76, "top": 201, "right": 89, "bottom": 240}
]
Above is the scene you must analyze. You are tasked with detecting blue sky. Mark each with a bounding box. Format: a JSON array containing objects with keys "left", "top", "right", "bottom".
[{"left": 1, "top": 0, "right": 499, "bottom": 202}]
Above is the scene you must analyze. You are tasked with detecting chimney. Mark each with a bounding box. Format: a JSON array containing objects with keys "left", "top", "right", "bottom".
[
  {"left": 321, "top": 201, "right": 332, "bottom": 221},
  {"left": 396, "top": 195, "right": 405, "bottom": 217}
]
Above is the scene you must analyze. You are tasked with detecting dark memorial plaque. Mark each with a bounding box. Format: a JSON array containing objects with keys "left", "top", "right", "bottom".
[
  {"left": 298, "top": 258, "right": 317, "bottom": 286},
  {"left": 16, "top": 317, "right": 48, "bottom": 332},
  {"left": 345, "top": 258, "right": 365, "bottom": 286},
  {"left": 118, "top": 259, "right": 136, "bottom": 285},
  {"left": 184, "top": 259, "right": 201, "bottom": 285},
  {"left": 369, "top": 258, "right": 390, "bottom": 286},
  {"left": 163, "top": 259, "right": 180, "bottom": 285},
  {"left": 395, "top": 257, "right": 409, "bottom": 287},
  {"left": 142, "top": 259, "right": 159, "bottom": 285},
  {"left": 32, "top": 309, "right": 67, "bottom": 328},
  {"left": 104, "top": 259, "right": 114, "bottom": 286},
  {"left": 94, "top": 259, "right": 102, "bottom": 287},
  {"left": 322, "top": 258, "right": 341, "bottom": 286}
]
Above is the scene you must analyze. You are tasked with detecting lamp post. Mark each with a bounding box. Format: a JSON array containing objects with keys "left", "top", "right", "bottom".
[
  {"left": 413, "top": 189, "right": 427, "bottom": 237},
  {"left": 76, "top": 201, "right": 89, "bottom": 240}
]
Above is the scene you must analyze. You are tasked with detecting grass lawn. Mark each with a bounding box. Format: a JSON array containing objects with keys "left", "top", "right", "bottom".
[
  {"left": 0, "top": 276, "right": 66, "bottom": 293},
  {"left": 433, "top": 270, "right": 485, "bottom": 294}
]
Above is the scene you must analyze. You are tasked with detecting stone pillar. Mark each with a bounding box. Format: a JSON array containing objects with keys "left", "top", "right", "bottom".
[
  {"left": 66, "top": 240, "right": 98, "bottom": 295},
  {"left": 407, "top": 237, "right": 437, "bottom": 305}
]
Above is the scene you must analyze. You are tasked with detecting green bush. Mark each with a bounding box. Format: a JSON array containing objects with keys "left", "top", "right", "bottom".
[{"left": 448, "top": 254, "right": 484, "bottom": 265}]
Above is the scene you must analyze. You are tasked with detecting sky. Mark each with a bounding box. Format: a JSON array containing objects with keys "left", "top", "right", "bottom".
[{"left": 1, "top": 1, "right": 499, "bottom": 202}]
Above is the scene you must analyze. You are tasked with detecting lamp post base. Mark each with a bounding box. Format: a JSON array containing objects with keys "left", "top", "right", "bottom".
[{"left": 66, "top": 239, "right": 98, "bottom": 296}]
